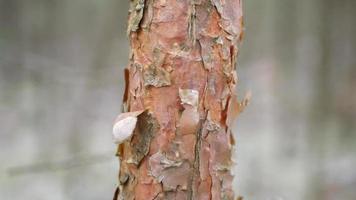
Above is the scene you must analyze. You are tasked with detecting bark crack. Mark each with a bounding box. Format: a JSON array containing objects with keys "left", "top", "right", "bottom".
[
  {"left": 188, "top": 0, "right": 197, "bottom": 46},
  {"left": 187, "top": 119, "right": 203, "bottom": 200}
]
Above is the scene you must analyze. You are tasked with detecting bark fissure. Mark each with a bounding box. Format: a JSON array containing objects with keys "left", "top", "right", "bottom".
[
  {"left": 127, "top": 0, "right": 146, "bottom": 34},
  {"left": 188, "top": 119, "right": 204, "bottom": 200},
  {"left": 188, "top": 0, "right": 197, "bottom": 45}
]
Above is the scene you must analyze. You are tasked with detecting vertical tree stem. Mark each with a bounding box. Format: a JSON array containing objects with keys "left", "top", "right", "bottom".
[{"left": 116, "top": 0, "right": 244, "bottom": 199}]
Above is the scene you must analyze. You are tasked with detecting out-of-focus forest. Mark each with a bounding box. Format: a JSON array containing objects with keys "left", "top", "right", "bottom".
[{"left": 0, "top": 0, "right": 355, "bottom": 199}]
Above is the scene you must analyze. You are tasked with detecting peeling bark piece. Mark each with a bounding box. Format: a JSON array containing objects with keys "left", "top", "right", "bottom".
[
  {"left": 211, "top": 0, "right": 243, "bottom": 37},
  {"left": 206, "top": 110, "right": 221, "bottom": 132},
  {"left": 128, "top": 63, "right": 145, "bottom": 111},
  {"left": 208, "top": 131, "right": 232, "bottom": 171},
  {"left": 165, "top": 190, "right": 188, "bottom": 200},
  {"left": 119, "top": 162, "right": 131, "bottom": 185},
  {"left": 225, "top": 91, "right": 251, "bottom": 128},
  {"left": 140, "top": 0, "right": 154, "bottom": 30},
  {"left": 130, "top": 111, "right": 160, "bottom": 165},
  {"left": 196, "top": 179, "right": 212, "bottom": 200},
  {"left": 119, "top": 172, "right": 129, "bottom": 185},
  {"left": 116, "top": 143, "right": 124, "bottom": 157},
  {"left": 161, "top": 161, "right": 190, "bottom": 191},
  {"left": 188, "top": 0, "right": 197, "bottom": 44},
  {"left": 221, "top": 85, "right": 231, "bottom": 110},
  {"left": 198, "top": 38, "right": 214, "bottom": 71},
  {"left": 149, "top": 151, "right": 183, "bottom": 181},
  {"left": 211, "top": 174, "right": 222, "bottom": 200},
  {"left": 152, "top": 47, "right": 166, "bottom": 68},
  {"left": 119, "top": 174, "right": 137, "bottom": 200},
  {"left": 220, "top": 171, "right": 234, "bottom": 191},
  {"left": 222, "top": 191, "right": 234, "bottom": 200},
  {"left": 199, "top": 140, "right": 210, "bottom": 181},
  {"left": 220, "top": 171, "right": 235, "bottom": 200},
  {"left": 225, "top": 94, "right": 239, "bottom": 128},
  {"left": 229, "top": 132, "right": 235, "bottom": 146},
  {"left": 123, "top": 68, "right": 130, "bottom": 103},
  {"left": 178, "top": 106, "right": 200, "bottom": 135},
  {"left": 134, "top": 181, "right": 162, "bottom": 200},
  {"left": 179, "top": 88, "right": 199, "bottom": 108},
  {"left": 112, "top": 110, "right": 145, "bottom": 144},
  {"left": 178, "top": 134, "right": 196, "bottom": 162},
  {"left": 113, "top": 187, "right": 119, "bottom": 200},
  {"left": 143, "top": 65, "right": 171, "bottom": 87},
  {"left": 214, "top": 36, "right": 224, "bottom": 45},
  {"left": 122, "top": 68, "right": 130, "bottom": 112},
  {"left": 128, "top": 0, "right": 145, "bottom": 33},
  {"left": 206, "top": 120, "right": 221, "bottom": 132},
  {"left": 221, "top": 46, "right": 230, "bottom": 62}
]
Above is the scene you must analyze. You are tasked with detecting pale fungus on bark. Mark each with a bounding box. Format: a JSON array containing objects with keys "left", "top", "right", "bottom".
[
  {"left": 112, "top": 116, "right": 137, "bottom": 144},
  {"left": 112, "top": 110, "right": 145, "bottom": 144},
  {"left": 179, "top": 88, "right": 199, "bottom": 108}
]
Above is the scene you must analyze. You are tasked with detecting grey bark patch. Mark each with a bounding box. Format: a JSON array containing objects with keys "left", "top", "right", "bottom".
[
  {"left": 206, "top": 120, "right": 221, "bottom": 132},
  {"left": 130, "top": 111, "right": 159, "bottom": 165},
  {"left": 152, "top": 47, "right": 166, "bottom": 68},
  {"left": 179, "top": 88, "right": 199, "bottom": 108},
  {"left": 143, "top": 65, "right": 171, "bottom": 87},
  {"left": 128, "top": 0, "right": 145, "bottom": 33},
  {"left": 211, "top": 0, "right": 241, "bottom": 36},
  {"left": 149, "top": 151, "right": 183, "bottom": 181},
  {"left": 119, "top": 172, "right": 129, "bottom": 184},
  {"left": 198, "top": 39, "right": 214, "bottom": 71},
  {"left": 161, "top": 161, "right": 191, "bottom": 191}
]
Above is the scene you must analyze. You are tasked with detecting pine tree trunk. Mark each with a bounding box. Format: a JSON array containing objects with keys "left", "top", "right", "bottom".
[{"left": 115, "top": 0, "right": 244, "bottom": 199}]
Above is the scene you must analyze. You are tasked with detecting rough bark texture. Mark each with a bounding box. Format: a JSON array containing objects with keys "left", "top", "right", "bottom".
[{"left": 116, "top": 0, "right": 244, "bottom": 199}]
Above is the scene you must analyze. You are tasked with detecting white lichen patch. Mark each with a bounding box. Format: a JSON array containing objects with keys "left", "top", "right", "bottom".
[
  {"left": 143, "top": 65, "right": 171, "bottom": 87},
  {"left": 206, "top": 110, "right": 221, "bottom": 132},
  {"left": 149, "top": 151, "right": 183, "bottom": 182},
  {"left": 179, "top": 88, "right": 199, "bottom": 108}
]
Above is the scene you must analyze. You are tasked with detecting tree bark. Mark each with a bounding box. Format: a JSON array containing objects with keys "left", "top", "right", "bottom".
[{"left": 115, "top": 0, "right": 244, "bottom": 199}]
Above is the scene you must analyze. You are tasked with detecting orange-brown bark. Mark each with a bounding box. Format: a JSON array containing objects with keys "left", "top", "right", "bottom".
[{"left": 115, "top": 0, "right": 244, "bottom": 199}]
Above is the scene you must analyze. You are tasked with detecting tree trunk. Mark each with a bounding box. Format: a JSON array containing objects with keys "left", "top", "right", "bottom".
[{"left": 115, "top": 0, "right": 244, "bottom": 199}]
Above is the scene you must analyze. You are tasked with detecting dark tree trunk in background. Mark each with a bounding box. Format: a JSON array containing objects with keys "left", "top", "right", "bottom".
[{"left": 115, "top": 0, "right": 244, "bottom": 199}]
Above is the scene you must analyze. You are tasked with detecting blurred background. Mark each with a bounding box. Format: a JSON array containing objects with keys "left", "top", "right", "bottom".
[{"left": 1, "top": 0, "right": 355, "bottom": 199}]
